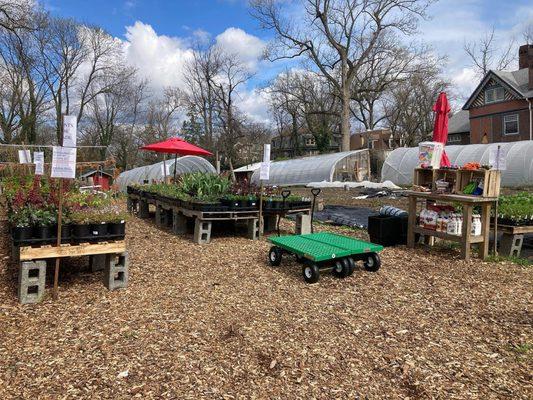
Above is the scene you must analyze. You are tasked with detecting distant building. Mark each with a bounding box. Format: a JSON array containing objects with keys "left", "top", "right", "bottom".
[
  {"left": 447, "top": 110, "right": 471, "bottom": 145},
  {"left": 79, "top": 170, "right": 114, "bottom": 190},
  {"left": 462, "top": 44, "right": 533, "bottom": 143},
  {"left": 350, "top": 129, "right": 395, "bottom": 150},
  {"left": 270, "top": 131, "right": 341, "bottom": 159}
]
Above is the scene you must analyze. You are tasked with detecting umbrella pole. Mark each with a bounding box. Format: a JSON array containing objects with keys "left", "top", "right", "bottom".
[
  {"left": 163, "top": 154, "right": 167, "bottom": 182},
  {"left": 173, "top": 153, "right": 178, "bottom": 181}
]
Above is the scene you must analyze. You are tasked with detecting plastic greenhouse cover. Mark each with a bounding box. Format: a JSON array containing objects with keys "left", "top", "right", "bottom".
[
  {"left": 381, "top": 140, "right": 533, "bottom": 187},
  {"left": 250, "top": 150, "right": 367, "bottom": 186},
  {"left": 116, "top": 156, "right": 216, "bottom": 191}
]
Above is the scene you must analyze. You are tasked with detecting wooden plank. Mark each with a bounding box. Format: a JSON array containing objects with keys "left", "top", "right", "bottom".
[
  {"left": 20, "top": 241, "right": 126, "bottom": 261},
  {"left": 412, "top": 227, "right": 484, "bottom": 244},
  {"left": 405, "top": 191, "right": 497, "bottom": 203},
  {"left": 491, "top": 224, "right": 533, "bottom": 234},
  {"left": 407, "top": 196, "right": 417, "bottom": 248},
  {"left": 461, "top": 204, "right": 473, "bottom": 260},
  {"left": 480, "top": 203, "right": 491, "bottom": 260}
]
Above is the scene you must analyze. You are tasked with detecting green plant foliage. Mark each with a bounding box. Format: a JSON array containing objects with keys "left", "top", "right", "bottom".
[{"left": 497, "top": 192, "right": 533, "bottom": 225}]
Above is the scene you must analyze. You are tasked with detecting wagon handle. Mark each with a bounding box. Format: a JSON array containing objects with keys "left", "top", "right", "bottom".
[
  {"left": 310, "top": 188, "right": 321, "bottom": 233},
  {"left": 277, "top": 190, "right": 292, "bottom": 236}
]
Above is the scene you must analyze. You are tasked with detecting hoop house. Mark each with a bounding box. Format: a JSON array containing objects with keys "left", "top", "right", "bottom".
[
  {"left": 250, "top": 150, "right": 370, "bottom": 186},
  {"left": 116, "top": 156, "right": 216, "bottom": 191},
  {"left": 381, "top": 141, "right": 533, "bottom": 187}
]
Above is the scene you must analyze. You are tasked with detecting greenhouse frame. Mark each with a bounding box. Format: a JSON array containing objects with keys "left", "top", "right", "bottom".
[
  {"left": 250, "top": 150, "right": 370, "bottom": 186},
  {"left": 381, "top": 140, "right": 533, "bottom": 187},
  {"left": 116, "top": 156, "right": 216, "bottom": 191}
]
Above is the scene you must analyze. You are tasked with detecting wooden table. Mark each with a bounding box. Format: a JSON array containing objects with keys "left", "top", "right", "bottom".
[{"left": 406, "top": 191, "right": 497, "bottom": 260}]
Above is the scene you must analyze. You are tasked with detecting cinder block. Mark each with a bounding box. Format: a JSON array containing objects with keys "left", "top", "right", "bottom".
[
  {"left": 18, "top": 260, "right": 46, "bottom": 304},
  {"left": 172, "top": 211, "right": 187, "bottom": 234},
  {"left": 263, "top": 215, "right": 278, "bottom": 233},
  {"left": 194, "top": 219, "right": 212, "bottom": 244},
  {"left": 104, "top": 252, "right": 129, "bottom": 290},
  {"left": 247, "top": 218, "right": 261, "bottom": 240},
  {"left": 90, "top": 254, "right": 107, "bottom": 272},
  {"left": 295, "top": 213, "right": 312, "bottom": 235},
  {"left": 500, "top": 233, "right": 524, "bottom": 258},
  {"left": 139, "top": 200, "right": 150, "bottom": 219}
]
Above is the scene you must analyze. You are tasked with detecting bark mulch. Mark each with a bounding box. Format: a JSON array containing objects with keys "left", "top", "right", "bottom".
[{"left": 0, "top": 211, "right": 531, "bottom": 399}]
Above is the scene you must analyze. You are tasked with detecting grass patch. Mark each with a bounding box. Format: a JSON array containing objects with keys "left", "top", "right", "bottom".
[{"left": 486, "top": 255, "right": 531, "bottom": 267}]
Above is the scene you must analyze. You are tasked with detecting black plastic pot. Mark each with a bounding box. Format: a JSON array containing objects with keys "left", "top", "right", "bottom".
[
  {"left": 61, "top": 224, "right": 71, "bottom": 241},
  {"left": 33, "top": 225, "right": 56, "bottom": 240},
  {"left": 12, "top": 226, "right": 33, "bottom": 243},
  {"left": 90, "top": 222, "right": 108, "bottom": 237},
  {"left": 221, "top": 198, "right": 241, "bottom": 210},
  {"left": 72, "top": 223, "right": 91, "bottom": 239},
  {"left": 108, "top": 221, "right": 126, "bottom": 236}
]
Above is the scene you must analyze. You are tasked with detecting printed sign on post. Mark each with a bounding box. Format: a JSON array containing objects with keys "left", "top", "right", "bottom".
[
  {"left": 18, "top": 150, "right": 31, "bottom": 164},
  {"left": 260, "top": 144, "right": 271, "bottom": 180},
  {"left": 489, "top": 145, "right": 507, "bottom": 170},
  {"left": 34, "top": 152, "right": 44, "bottom": 175},
  {"left": 62, "top": 115, "right": 77, "bottom": 148},
  {"left": 161, "top": 162, "right": 171, "bottom": 177},
  {"left": 51, "top": 146, "right": 77, "bottom": 179}
]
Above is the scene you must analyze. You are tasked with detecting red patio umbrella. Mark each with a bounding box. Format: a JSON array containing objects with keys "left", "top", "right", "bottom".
[
  {"left": 140, "top": 137, "right": 212, "bottom": 180},
  {"left": 432, "top": 92, "right": 451, "bottom": 168}
]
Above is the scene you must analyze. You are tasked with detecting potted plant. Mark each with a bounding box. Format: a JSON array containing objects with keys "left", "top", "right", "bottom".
[
  {"left": 31, "top": 208, "right": 57, "bottom": 241},
  {"left": 10, "top": 208, "right": 33, "bottom": 243},
  {"left": 70, "top": 211, "right": 92, "bottom": 240}
]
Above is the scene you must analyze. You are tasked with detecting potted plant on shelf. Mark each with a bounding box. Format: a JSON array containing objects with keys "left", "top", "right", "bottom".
[
  {"left": 9, "top": 208, "right": 33, "bottom": 242},
  {"left": 31, "top": 208, "right": 57, "bottom": 241},
  {"left": 70, "top": 210, "right": 92, "bottom": 240}
]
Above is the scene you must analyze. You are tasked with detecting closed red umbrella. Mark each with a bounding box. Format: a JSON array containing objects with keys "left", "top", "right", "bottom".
[
  {"left": 432, "top": 92, "right": 451, "bottom": 168},
  {"left": 140, "top": 137, "right": 212, "bottom": 180}
]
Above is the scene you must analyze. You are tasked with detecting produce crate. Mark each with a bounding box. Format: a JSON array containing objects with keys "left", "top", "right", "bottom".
[
  {"left": 433, "top": 168, "right": 460, "bottom": 194},
  {"left": 413, "top": 168, "right": 434, "bottom": 190},
  {"left": 456, "top": 169, "right": 501, "bottom": 197}
]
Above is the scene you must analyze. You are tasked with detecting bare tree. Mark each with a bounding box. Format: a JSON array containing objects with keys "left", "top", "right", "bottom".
[
  {"left": 524, "top": 23, "right": 533, "bottom": 45},
  {"left": 0, "top": 0, "right": 35, "bottom": 33},
  {"left": 464, "top": 27, "right": 515, "bottom": 77},
  {"left": 251, "top": 0, "right": 431, "bottom": 151}
]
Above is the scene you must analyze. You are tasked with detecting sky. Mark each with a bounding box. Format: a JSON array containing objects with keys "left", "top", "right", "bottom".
[{"left": 44, "top": 0, "right": 533, "bottom": 122}]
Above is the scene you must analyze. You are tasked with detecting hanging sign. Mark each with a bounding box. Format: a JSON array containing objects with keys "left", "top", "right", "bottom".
[
  {"left": 34, "top": 152, "right": 44, "bottom": 175},
  {"left": 18, "top": 150, "right": 32, "bottom": 164},
  {"left": 161, "top": 162, "right": 171, "bottom": 177},
  {"left": 260, "top": 144, "right": 271, "bottom": 180},
  {"left": 51, "top": 146, "right": 77, "bottom": 179},
  {"left": 62, "top": 115, "right": 77, "bottom": 148},
  {"left": 489, "top": 145, "right": 507, "bottom": 170}
]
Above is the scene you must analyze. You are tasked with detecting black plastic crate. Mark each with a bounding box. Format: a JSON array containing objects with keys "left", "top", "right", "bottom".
[{"left": 368, "top": 215, "right": 403, "bottom": 247}]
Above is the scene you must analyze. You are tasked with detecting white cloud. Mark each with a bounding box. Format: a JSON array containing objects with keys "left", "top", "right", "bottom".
[
  {"left": 236, "top": 88, "right": 271, "bottom": 124},
  {"left": 215, "top": 27, "right": 266, "bottom": 71}
]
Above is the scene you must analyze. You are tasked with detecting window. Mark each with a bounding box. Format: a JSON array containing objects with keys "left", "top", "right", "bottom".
[
  {"left": 305, "top": 137, "right": 316, "bottom": 146},
  {"left": 448, "top": 134, "right": 462, "bottom": 143},
  {"left": 503, "top": 114, "right": 519, "bottom": 135},
  {"left": 485, "top": 87, "right": 505, "bottom": 104}
]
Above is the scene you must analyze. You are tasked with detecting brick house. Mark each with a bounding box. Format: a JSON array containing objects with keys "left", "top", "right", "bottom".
[
  {"left": 462, "top": 44, "right": 533, "bottom": 144},
  {"left": 350, "top": 129, "right": 395, "bottom": 150},
  {"left": 270, "top": 131, "right": 341, "bottom": 159},
  {"left": 447, "top": 110, "right": 470, "bottom": 145}
]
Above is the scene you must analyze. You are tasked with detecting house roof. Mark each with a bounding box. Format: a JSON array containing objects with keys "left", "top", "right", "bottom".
[
  {"left": 463, "top": 68, "right": 533, "bottom": 110},
  {"left": 79, "top": 169, "right": 114, "bottom": 179},
  {"left": 234, "top": 162, "right": 261, "bottom": 173},
  {"left": 448, "top": 110, "right": 470, "bottom": 134}
]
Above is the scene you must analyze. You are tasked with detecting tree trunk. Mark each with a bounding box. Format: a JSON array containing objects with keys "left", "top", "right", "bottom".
[{"left": 340, "top": 84, "right": 351, "bottom": 151}]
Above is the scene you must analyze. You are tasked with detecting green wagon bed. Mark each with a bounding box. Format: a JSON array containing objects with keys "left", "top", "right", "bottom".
[{"left": 268, "top": 232, "right": 383, "bottom": 283}]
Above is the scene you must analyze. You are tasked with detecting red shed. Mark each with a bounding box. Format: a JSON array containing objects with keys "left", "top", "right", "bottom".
[{"left": 79, "top": 170, "right": 113, "bottom": 190}]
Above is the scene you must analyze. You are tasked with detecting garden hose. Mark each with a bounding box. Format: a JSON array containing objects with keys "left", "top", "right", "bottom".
[
  {"left": 310, "top": 188, "right": 321, "bottom": 233},
  {"left": 277, "top": 190, "right": 291, "bottom": 236}
]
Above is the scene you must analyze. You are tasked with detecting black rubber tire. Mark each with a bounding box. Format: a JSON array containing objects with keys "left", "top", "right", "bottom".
[
  {"left": 268, "top": 246, "right": 283, "bottom": 266},
  {"left": 364, "top": 253, "right": 381, "bottom": 272},
  {"left": 302, "top": 263, "right": 320, "bottom": 283},
  {"left": 346, "top": 257, "right": 356, "bottom": 276},
  {"left": 295, "top": 254, "right": 305, "bottom": 264},
  {"left": 332, "top": 259, "right": 350, "bottom": 278}
]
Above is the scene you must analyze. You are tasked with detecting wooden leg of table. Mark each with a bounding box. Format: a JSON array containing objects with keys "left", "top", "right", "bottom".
[
  {"left": 480, "top": 203, "right": 491, "bottom": 260},
  {"left": 461, "top": 204, "right": 473, "bottom": 260},
  {"left": 407, "top": 196, "right": 417, "bottom": 248}
]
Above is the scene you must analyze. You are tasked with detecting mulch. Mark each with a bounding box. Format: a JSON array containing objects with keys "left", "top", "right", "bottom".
[{"left": 0, "top": 205, "right": 531, "bottom": 399}]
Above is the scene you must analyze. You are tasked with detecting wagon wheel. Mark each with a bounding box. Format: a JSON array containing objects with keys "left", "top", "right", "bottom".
[
  {"left": 346, "top": 257, "right": 356, "bottom": 276},
  {"left": 364, "top": 253, "right": 381, "bottom": 272},
  {"left": 332, "top": 258, "right": 350, "bottom": 278},
  {"left": 302, "top": 263, "right": 320, "bottom": 283},
  {"left": 268, "top": 246, "right": 283, "bottom": 266}
]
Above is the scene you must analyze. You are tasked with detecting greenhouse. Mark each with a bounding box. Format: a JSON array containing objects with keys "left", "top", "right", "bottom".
[
  {"left": 250, "top": 150, "right": 370, "bottom": 186},
  {"left": 381, "top": 140, "right": 533, "bottom": 187},
  {"left": 116, "top": 156, "right": 216, "bottom": 191}
]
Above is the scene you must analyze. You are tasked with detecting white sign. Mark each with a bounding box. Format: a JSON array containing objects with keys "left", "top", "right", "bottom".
[
  {"left": 161, "top": 162, "right": 171, "bottom": 177},
  {"left": 489, "top": 146, "right": 507, "bottom": 170},
  {"left": 260, "top": 144, "right": 271, "bottom": 181},
  {"left": 34, "top": 152, "right": 44, "bottom": 175},
  {"left": 62, "top": 115, "right": 77, "bottom": 148},
  {"left": 51, "top": 146, "right": 77, "bottom": 179},
  {"left": 18, "top": 150, "right": 31, "bottom": 164},
  {"left": 263, "top": 144, "right": 271, "bottom": 163}
]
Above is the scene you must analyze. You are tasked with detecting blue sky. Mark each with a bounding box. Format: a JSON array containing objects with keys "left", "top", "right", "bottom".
[{"left": 44, "top": 0, "right": 533, "bottom": 120}]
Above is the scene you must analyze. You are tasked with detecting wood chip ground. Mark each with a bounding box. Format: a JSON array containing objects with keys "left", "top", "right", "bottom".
[{"left": 0, "top": 200, "right": 531, "bottom": 399}]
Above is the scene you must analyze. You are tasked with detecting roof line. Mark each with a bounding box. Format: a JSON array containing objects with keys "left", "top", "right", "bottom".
[{"left": 462, "top": 70, "right": 525, "bottom": 110}]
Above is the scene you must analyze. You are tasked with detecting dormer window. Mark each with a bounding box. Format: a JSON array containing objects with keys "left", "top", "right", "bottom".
[{"left": 485, "top": 87, "right": 505, "bottom": 104}]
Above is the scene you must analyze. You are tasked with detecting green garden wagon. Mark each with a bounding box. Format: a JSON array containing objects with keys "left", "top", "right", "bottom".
[{"left": 268, "top": 232, "right": 383, "bottom": 283}]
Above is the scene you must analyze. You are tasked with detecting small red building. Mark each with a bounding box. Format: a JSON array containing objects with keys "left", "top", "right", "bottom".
[{"left": 79, "top": 170, "right": 114, "bottom": 190}]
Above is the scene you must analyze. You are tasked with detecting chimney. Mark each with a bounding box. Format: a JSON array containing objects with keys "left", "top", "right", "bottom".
[{"left": 519, "top": 44, "right": 533, "bottom": 90}]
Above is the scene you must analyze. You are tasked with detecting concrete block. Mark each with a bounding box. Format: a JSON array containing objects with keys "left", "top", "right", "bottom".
[
  {"left": 500, "top": 233, "right": 524, "bottom": 258},
  {"left": 139, "top": 200, "right": 150, "bottom": 219},
  {"left": 90, "top": 254, "right": 107, "bottom": 272},
  {"left": 172, "top": 211, "right": 187, "bottom": 235},
  {"left": 247, "top": 218, "right": 261, "bottom": 240},
  {"left": 263, "top": 215, "right": 278, "bottom": 233},
  {"left": 295, "top": 213, "right": 312, "bottom": 235},
  {"left": 18, "top": 260, "right": 46, "bottom": 304},
  {"left": 104, "top": 252, "right": 129, "bottom": 290},
  {"left": 194, "top": 219, "right": 212, "bottom": 244}
]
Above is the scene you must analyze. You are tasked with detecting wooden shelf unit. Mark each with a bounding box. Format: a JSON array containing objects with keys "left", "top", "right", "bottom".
[{"left": 413, "top": 168, "right": 501, "bottom": 197}]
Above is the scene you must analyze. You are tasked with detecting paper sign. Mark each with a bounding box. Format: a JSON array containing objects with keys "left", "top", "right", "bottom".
[
  {"left": 161, "top": 162, "right": 171, "bottom": 177},
  {"left": 62, "top": 115, "right": 77, "bottom": 148},
  {"left": 263, "top": 144, "right": 271, "bottom": 163},
  {"left": 260, "top": 161, "right": 270, "bottom": 180},
  {"left": 51, "top": 146, "right": 77, "bottom": 179},
  {"left": 18, "top": 150, "right": 31, "bottom": 164},
  {"left": 489, "top": 146, "right": 506, "bottom": 170},
  {"left": 34, "top": 152, "right": 44, "bottom": 175}
]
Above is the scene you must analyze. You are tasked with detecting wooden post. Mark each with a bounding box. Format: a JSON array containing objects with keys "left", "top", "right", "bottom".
[
  {"left": 258, "top": 181, "right": 264, "bottom": 238},
  {"left": 52, "top": 178, "right": 63, "bottom": 300},
  {"left": 461, "top": 204, "right": 473, "bottom": 260},
  {"left": 480, "top": 203, "right": 491, "bottom": 260},
  {"left": 407, "top": 194, "right": 417, "bottom": 248},
  {"left": 493, "top": 199, "right": 499, "bottom": 256}
]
